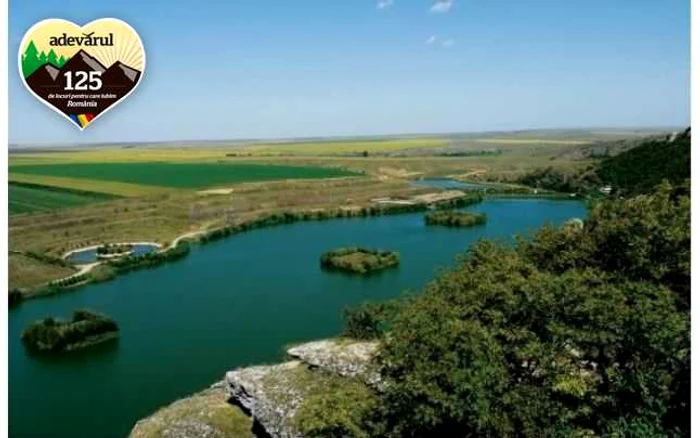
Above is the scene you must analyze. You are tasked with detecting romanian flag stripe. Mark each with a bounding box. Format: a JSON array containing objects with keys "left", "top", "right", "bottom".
[
  {"left": 70, "top": 114, "right": 95, "bottom": 128},
  {"left": 77, "top": 114, "right": 89, "bottom": 127}
]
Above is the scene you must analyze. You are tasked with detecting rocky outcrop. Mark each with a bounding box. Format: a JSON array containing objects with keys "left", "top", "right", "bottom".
[
  {"left": 129, "top": 382, "right": 253, "bottom": 438},
  {"left": 226, "top": 361, "right": 305, "bottom": 438},
  {"left": 286, "top": 339, "right": 380, "bottom": 388},
  {"left": 226, "top": 339, "right": 380, "bottom": 438},
  {"left": 130, "top": 339, "right": 379, "bottom": 438}
]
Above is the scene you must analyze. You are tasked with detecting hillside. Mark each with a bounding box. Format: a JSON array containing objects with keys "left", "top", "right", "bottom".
[
  {"left": 519, "top": 128, "right": 691, "bottom": 195},
  {"left": 596, "top": 128, "right": 690, "bottom": 195}
]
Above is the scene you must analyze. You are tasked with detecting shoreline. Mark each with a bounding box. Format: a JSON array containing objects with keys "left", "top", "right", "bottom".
[
  {"left": 61, "top": 242, "right": 162, "bottom": 260},
  {"left": 16, "top": 192, "right": 581, "bottom": 303}
]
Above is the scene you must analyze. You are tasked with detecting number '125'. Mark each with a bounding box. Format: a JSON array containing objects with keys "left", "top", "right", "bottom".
[{"left": 64, "top": 71, "right": 102, "bottom": 91}]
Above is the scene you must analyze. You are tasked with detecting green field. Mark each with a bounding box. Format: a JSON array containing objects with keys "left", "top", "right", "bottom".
[
  {"left": 9, "top": 182, "right": 118, "bottom": 215},
  {"left": 10, "top": 162, "right": 360, "bottom": 189}
]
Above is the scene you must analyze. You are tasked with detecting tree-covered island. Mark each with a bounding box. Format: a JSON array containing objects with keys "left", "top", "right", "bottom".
[
  {"left": 21, "top": 309, "right": 119, "bottom": 353},
  {"left": 320, "top": 247, "right": 400, "bottom": 274},
  {"left": 424, "top": 211, "right": 487, "bottom": 227}
]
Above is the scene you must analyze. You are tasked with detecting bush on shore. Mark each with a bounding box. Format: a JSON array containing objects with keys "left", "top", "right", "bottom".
[
  {"left": 199, "top": 194, "right": 484, "bottom": 245},
  {"left": 96, "top": 243, "right": 134, "bottom": 256},
  {"left": 107, "top": 241, "right": 190, "bottom": 274}
]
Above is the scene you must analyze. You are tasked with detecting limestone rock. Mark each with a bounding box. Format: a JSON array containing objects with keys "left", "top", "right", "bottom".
[
  {"left": 226, "top": 361, "right": 306, "bottom": 438},
  {"left": 286, "top": 339, "right": 381, "bottom": 388},
  {"left": 129, "top": 382, "right": 253, "bottom": 438}
]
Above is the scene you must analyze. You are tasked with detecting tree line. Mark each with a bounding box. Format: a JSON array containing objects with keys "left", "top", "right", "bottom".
[
  {"left": 199, "top": 194, "right": 484, "bottom": 245},
  {"left": 21, "top": 40, "right": 69, "bottom": 77}
]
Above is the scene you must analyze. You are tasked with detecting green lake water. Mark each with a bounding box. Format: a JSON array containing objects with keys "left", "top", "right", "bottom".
[{"left": 9, "top": 198, "right": 586, "bottom": 438}]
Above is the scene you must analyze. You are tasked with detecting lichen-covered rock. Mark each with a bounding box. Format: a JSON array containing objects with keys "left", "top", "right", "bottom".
[
  {"left": 129, "top": 382, "right": 253, "bottom": 438},
  {"left": 226, "top": 361, "right": 306, "bottom": 438},
  {"left": 134, "top": 339, "right": 381, "bottom": 438},
  {"left": 226, "top": 355, "right": 379, "bottom": 438},
  {"left": 286, "top": 339, "right": 381, "bottom": 388}
]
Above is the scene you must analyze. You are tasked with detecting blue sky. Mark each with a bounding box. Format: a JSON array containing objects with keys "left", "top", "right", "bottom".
[{"left": 8, "top": 0, "right": 690, "bottom": 144}]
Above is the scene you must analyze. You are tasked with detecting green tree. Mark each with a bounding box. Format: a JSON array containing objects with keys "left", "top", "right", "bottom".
[
  {"left": 21, "top": 40, "right": 41, "bottom": 77},
  {"left": 350, "top": 182, "right": 690, "bottom": 437},
  {"left": 47, "top": 49, "right": 58, "bottom": 67}
]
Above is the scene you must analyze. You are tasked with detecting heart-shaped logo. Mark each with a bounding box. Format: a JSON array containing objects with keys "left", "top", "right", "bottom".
[{"left": 18, "top": 18, "right": 145, "bottom": 130}]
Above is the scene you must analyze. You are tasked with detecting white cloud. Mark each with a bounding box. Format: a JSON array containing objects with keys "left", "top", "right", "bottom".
[
  {"left": 426, "top": 36, "right": 455, "bottom": 48},
  {"left": 430, "top": 0, "right": 453, "bottom": 13},
  {"left": 377, "top": 0, "right": 394, "bottom": 9}
]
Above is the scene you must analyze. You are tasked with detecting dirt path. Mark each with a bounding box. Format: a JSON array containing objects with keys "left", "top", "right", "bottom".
[
  {"left": 70, "top": 262, "right": 101, "bottom": 279},
  {"left": 170, "top": 230, "right": 205, "bottom": 248}
]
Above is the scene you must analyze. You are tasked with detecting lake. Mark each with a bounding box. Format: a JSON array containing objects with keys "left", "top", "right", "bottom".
[{"left": 9, "top": 198, "right": 586, "bottom": 438}]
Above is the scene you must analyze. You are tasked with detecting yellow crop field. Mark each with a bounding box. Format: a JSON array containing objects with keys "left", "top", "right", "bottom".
[
  {"left": 9, "top": 148, "right": 231, "bottom": 165},
  {"left": 471, "top": 138, "right": 590, "bottom": 145},
  {"left": 239, "top": 138, "right": 450, "bottom": 155}
]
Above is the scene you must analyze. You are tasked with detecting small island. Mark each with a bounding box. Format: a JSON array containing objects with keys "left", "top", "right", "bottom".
[
  {"left": 320, "top": 247, "right": 400, "bottom": 274},
  {"left": 21, "top": 309, "right": 119, "bottom": 353},
  {"left": 425, "top": 211, "right": 487, "bottom": 227},
  {"left": 96, "top": 243, "right": 134, "bottom": 259}
]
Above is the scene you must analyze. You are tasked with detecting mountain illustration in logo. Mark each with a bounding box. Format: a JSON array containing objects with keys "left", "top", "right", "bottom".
[{"left": 24, "top": 49, "right": 142, "bottom": 122}]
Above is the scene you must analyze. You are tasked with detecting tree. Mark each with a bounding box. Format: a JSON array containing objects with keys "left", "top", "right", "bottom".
[
  {"left": 47, "top": 49, "right": 58, "bottom": 67},
  {"left": 21, "top": 40, "right": 41, "bottom": 77},
  {"left": 351, "top": 182, "right": 690, "bottom": 437}
]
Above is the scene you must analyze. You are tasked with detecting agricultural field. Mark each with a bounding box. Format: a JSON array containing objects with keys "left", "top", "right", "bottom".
[
  {"left": 8, "top": 173, "right": 173, "bottom": 197},
  {"left": 8, "top": 253, "right": 76, "bottom": 290},
  {"left": 7, "top": 138, "right": 450, "bottom": 165},
  {"left": 10, "top": 162, "right": 360, "bottom": 191},
  {"left": 237, "top": 138, "right": 449, "bottom": 155},
  {"left": 9, "top": 182, "right": 118, "bottom": 216}
]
